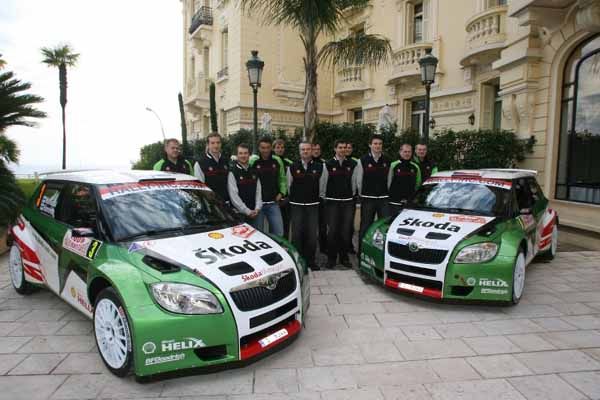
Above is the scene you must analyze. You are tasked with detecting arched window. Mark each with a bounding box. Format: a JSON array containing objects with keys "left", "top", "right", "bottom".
[{"left": 556, "top": 34, "right": 600, "bottom": 204}]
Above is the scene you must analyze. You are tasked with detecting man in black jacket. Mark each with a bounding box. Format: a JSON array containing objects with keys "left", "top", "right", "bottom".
[
  {"left": 194, "top": 133, "right": 230, "bottom": 204},
  {"left": 287, "top": 141, "right": 327, "bottom": 270},
  {"left": 388, "top": 144, "right": 421, "bottom": 217},
  {"left": 355, "top": 135, "right": 391, "bottom": 246},
  {"left": 324, "top": 140, "right": 358, "bottom": 269},
  {"left": 227, "top": 144, "right": 263, "bottom": 229}
]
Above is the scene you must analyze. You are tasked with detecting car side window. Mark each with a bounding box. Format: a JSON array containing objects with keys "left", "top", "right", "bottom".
[
  {"left": 514, "top": 178, "right": 535, "bottom": 211},
  {"left": 527, "top": 178, "right": 544, "bottom": 204},
  {"left": 35, "top": 182, "right": 64, "bottom": 218},
  {"left": 57, "top": 184, "right": 98, "bottom": 230}
]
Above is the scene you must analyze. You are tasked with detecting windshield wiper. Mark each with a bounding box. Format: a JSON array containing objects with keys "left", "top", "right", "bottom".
[{"left": 444, "top": 207, "right": 489, "bottom": 215}]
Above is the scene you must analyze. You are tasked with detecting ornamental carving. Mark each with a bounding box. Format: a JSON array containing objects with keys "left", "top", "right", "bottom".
[{"left": 431, "top": 94, "right": 474, "bottom": 113}]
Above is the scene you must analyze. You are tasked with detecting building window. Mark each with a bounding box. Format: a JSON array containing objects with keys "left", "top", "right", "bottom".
[
  {"left": 221, "top": 29, "right": 228, "bottom": 69},
  {"left": 556, "top": 34, "right": 600, "bottom": 205},
  {"left": 413, "top": 3, "right": 423, "bottom": 43},
  {"left": 351, "top": 108, "right": 363, "bottom": 123},
  {"left": 493, "top": 84, "right": 502, "bottom": 131},
  {"left": 410, "top": 98, "right": 427, "bottom": 136}
]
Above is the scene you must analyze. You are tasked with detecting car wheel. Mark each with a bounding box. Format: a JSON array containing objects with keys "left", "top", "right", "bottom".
[
  {"left": 539, "top": 225, "right": 558, "bottom": 261},
  {"left": 511, "top": 251, "right": 526, "bottom": 305},
  {"left": 9, "top": 244, "right": 34, "bottom": 295},
  {"left": 93, "top": 287, "right": 133, "bottom": 377}
]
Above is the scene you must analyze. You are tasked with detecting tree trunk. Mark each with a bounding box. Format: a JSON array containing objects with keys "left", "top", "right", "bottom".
[
  {"left": 61, "top": 105, "right": 66, "bottom": 169},
  {"left": 178, "top": 92, "right": 189, "bottom": 157},
  {"left": 303, "top": 39, "right": 319, "bottom": 143},
  {"left": 59, "top": 63, "right": 67, "bottom": 170}
]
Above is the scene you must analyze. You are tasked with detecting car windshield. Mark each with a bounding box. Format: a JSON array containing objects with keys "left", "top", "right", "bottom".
[
  {"left": 97, "top": 181, "right": 237, "bottom": 242},
  {"left": 411, "top": 181, "right": 512, "bottom": 217}
]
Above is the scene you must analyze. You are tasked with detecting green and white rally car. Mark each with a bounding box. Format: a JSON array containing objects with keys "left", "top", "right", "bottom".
[
  {"left": 8, "top": 170, "right": 309, "bottom": 378},
  {"left": 360, "top": 169, "right": 558, "bottom": 304}
]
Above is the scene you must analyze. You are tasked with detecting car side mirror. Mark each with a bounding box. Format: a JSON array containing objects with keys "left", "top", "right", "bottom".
[
  {"left": 519, "top": 208, "right": 532, "bottom": 215},
  {"left": 72, "top": 227, "right": 95, "bottom": 238}
]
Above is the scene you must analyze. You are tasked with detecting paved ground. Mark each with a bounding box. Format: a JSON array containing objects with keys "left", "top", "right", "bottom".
[{"left": 0, "top": 251, "right": 600, "bottom": 400}]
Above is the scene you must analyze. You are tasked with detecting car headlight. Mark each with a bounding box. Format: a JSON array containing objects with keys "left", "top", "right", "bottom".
[
  {"left": 454, "top": 242, "right": 498, "bottom": 264},
  {"left": 372, "top": 229, "right": 386, "bottom": 251},
  {"left": 150, "top": 283, "right": 223, "bottom": 314}
]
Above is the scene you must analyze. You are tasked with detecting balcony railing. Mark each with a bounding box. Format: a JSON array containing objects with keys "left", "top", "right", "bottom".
[
  {"left": 189, "top": 6, "right": 213, "bottom": 34},
  {"left": 388, "top": 42, "right": 432, "bottom": 83},
  {"left": 335, "top": 65, "right": 372, "bottom": 96},
  {"left": 216, "top": 66, "right": 229, "bottom": 81},
  {"left": 461, "top": 5, "right": 508, "bottom": 65}
]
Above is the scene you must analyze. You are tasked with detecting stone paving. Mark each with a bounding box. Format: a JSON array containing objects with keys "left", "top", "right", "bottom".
[{"left": 0, "top": 251, "right": 600, "bottom": 399}]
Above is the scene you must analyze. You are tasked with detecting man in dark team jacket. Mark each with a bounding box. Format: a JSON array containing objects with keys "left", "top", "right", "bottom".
[
  {"left": 287, "top": 141, "right": 327, "bottom": 270},
  {"left": 274, "top": 138, "right": 294, "bottom": 239},
  {"left": 153, "top": 138, "right": 193, "bottom": 174},
  {"left": 414, "top": 142, "right": 438, "bottom": 182},
  {"left": 355, "top": 135, "right": 391, "bottom": 245},
  {"left": 249, "top": 137, "right": 287, "bottom": 237},
  {"left": 194, "top": 133, "right": 230, "bottom": 204},
  {"left": 312, "top": 142, "right": 328, "bottom": 255},
  {"left": 324, "top": 140, "right": 358, "bottom": 269},
  {"left": 388, "top": 144, "right": 421, "bottom": 217},
  {"left": 227, "top": 144, "right": 263, "bottom": 229}
]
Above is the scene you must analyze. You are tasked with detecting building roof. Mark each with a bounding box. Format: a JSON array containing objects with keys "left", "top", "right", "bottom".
[
  {"left": 432, "top": 169, "right": 537, "bottom": 180},
  {"left": 39, "top": 169, "right": 197, "bottom": 185}
]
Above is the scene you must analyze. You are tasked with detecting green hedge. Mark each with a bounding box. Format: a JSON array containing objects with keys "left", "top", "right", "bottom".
[{"left": 132, "top": 124, "right": 535, "bottom": 171}]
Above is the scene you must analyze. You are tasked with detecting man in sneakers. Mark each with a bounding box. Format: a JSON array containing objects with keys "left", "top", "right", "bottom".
[
  {"left": 228, "top": 144, "right": 263, "bottom": 229},
  {"left": 388, "top": 144, "right": 421, "bottom": 217},
  {"left": 153, "top": 138, "right": 193, "bottom": 174},
  {"left": 274, "top": 138, "right": 293, "bottom": 239},
  {"left": 355, "top": 136, "right": 390, "bottom": 246},
  {"left": 413, "top": 142, "right": 438, "bottom": 182},
  {"left": 249, "top": 136, "right": 287, "bottom": 236},
  {"left": 324, "top": 140, "right": 358, "bottom": 269},
  {"left": 194, "top": 133, "right": 230, "bottom": 204},
  {"left": 287, "top": 141, "right": 327, "bottom": 271}
]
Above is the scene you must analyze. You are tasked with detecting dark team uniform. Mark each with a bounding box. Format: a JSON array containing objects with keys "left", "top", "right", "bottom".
[
  {"left": 388, "top": 159, "right": 421, "bottom": 216},
  {"left": 356, "top": 153, "right": 391, "bottom": 244},
  {"left": 194, "top": 153, "right": 230, "bottom": 203}
]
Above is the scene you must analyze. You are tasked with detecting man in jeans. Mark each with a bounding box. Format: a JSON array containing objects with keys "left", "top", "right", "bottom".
[
  {"left": 250, "top": 137, "right": 287, "bottom": 236},
  {"left": 355, "top": 136, "right": 391, "bottom": 247},
  {"left": 274, "top": 138, "right": 293, "bottom": 239},
  {"left": 312, "top": 143, "right": 328, "bottom": 255},
  {"left": 228, "top": 144, "right": 263, "bottom": 229},
  {"left": 324, "top": 140, "right": 358, "bottom": 269},
  {"left": 287, "top": 141, "right": 327, "bottom": 270}
]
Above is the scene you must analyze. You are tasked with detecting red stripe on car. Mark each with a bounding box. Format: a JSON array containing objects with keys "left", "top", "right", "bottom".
[
  {"left": 11, "top": 234, "right": 41, "bottom": 264},
  {"left": 385, "top": 278, "right": 443, "bottom": 299}
]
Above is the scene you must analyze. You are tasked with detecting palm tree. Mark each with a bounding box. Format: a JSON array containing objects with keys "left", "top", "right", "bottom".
[
  {"left": 238, "top": 0, "right": 392, "bottom": 142},
  {"left": 0, "top": 64, "right": 46, "bottom": 229},
  {"left": 40, "top": 44, "right": 79, "bottom": 169}
]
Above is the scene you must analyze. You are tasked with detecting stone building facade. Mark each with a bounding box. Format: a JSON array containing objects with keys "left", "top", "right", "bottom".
[{"left": 182, "top": 0, "right": 600, "bottom": 232}]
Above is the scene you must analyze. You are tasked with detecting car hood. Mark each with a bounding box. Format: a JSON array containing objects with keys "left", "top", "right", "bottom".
[
  {"left": 129, "top": 224, "right": 295, "bottom": 290},
  {"left": 387, "top": 209, "right": 496, "bottom": 252}
]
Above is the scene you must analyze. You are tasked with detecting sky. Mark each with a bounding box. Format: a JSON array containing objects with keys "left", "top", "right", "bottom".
[{"left": 1, "top": 0, "right": 184, "bottom": 175}]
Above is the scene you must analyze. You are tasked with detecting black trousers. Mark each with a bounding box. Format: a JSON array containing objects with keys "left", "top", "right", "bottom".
[
  {"left": 318, "top": 200, "right": 327, "bottom": 253},
  {"left": 280, "top": 200, "right": 291, "bottom": 240},
  {"left": 359, "top": 198, "right": 390, "bottom": 245},
  {"left": 325, "top": 200, "right": 354, "bottom": 262},
  {"left": 389, "top": 203, "right": 405, "bottom": 218},
  {"left": 290, "top": 205, "right": 319, "bottom": 268}
]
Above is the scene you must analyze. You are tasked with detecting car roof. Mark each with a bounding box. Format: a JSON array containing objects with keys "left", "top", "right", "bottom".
[
  {"left": 431, "top": 169, "right": 537, "bottom": 181},
  {"left": 39, "top": 169, "right": 197, "bottom": 185}
]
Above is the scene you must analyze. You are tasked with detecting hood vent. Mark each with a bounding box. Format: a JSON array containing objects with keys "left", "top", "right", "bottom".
[
  {"left": 425, "top": 232, "right": 451, "bottom": 240},
  {"left": 220, "top": 262, "right": 254, "bottom": 276},
  {"left": 261, "top": 252, "right": 283, "bottom": 265},
  {"left": 142, "top": 255, "right": 180, "bottom": 274},
  {"left": 396, "top": 228, "right": 415, "bottom": 236}
]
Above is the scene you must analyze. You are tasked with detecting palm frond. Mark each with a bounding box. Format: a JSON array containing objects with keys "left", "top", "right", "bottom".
[
  {"left": 0, "top": 161, "right": 25, "bottom": 226},
  {"left": 318, "top": 33, "right": 392, "bottom": 68},
  {"left": 0, "top": 71, "right": 46, "bottom": 133},
  {"left": 40, "top": 44, "right": 80, "bottom": 67}
]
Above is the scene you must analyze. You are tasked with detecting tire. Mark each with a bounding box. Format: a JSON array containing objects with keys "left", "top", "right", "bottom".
[
  {"left": 538, "top": 225, "right": 558, "bottom": 261},
  {"left": 511, "top": 251, "right": 526, "bottom": 305},
  {"left": 93, "top": 287, "right": 133, "bottom": 377},
  {"left": 8, "top": 244, "right": 34, "bottom": 295}
]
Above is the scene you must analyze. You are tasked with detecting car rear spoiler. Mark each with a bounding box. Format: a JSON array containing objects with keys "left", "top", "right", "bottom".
[{"left": 482, "top": 168, "right": 538, "bottom": 176}]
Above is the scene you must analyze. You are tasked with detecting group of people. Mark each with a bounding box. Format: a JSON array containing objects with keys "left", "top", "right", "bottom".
[{"left": 153, "top": 134, "right": 437, "bottom": 270}]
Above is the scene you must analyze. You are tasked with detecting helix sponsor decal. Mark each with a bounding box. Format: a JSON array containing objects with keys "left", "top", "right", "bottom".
[
  {"left": 161, "top": 337, "right": 206, "bottom": 352},
  {"left": 194, "top": 239, "right": 273, "bottom": 265},
  {"left": 70, "top": 287, "right": 92, "bottom": 313},
  {"left": 479, "top": 278, "right": 509, "bottom": 288}
]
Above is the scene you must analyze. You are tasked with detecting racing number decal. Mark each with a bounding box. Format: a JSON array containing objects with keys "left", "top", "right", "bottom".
[{"left": 86, "top": 240, "right": 102, "bottom": 260}]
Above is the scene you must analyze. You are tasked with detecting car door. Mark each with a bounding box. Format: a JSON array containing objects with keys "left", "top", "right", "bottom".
[
  {"left": 26, "top": 181, "right": 69, "bottom": 291},
  {"left": 514, "top": 178, "right": 537, "bottom": 263},
  {"left": 53, "top": 183, "right": 101, "bottom": 315}
]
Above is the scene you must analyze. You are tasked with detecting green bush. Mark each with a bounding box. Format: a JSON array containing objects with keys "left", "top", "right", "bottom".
[{"left": 132, "top": 124, "right": 535, "bottom": 171}]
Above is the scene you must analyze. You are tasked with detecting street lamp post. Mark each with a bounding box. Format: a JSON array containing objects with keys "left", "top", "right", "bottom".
[
  {"left": 418, "top": 48, "right": 438, "bottom": 143},
  {"left": 245, "top": 50, "right": 264, "bottom": 154},
  {"left": 145, "top": 107, "right": 166, "bottom": 140}
]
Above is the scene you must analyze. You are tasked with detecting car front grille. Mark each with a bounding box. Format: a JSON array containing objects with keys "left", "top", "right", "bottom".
[
  {"left": 230, "top": 270, "right": 297, "bottom": 312},
  {"left": 388, "top": 241, "right": 448, "bottom": 264}
]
